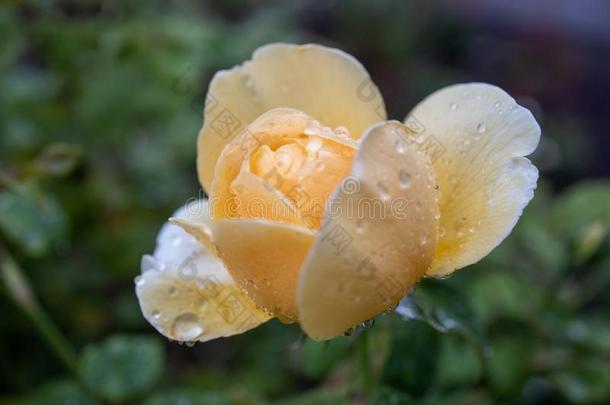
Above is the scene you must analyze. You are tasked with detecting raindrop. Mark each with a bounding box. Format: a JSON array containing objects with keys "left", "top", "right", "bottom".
[
  {"left": 494, "top": 101, "right": 501, "bottom": 108},
  {"left": 395, "top": 139, "right": 406, "bottom": 154},
  {"left": 134, "top": 275, "right": 145, "bottom": 286},
  {"left": 171, "top": 235, "right": 182, "bottom": 247},
  {"left": 477, "top": 123, "right": 486, "bottom": 133},
  {"left": 141, "top": 255, "right": 160, "bottom": 273},
  {"left": 361, "top": 319, "right": 375, "bottom": 329},
  {"left": 377, "top": 182, "right": 390, "bottom": 201},
  {"left": 449, "top": 102, "right": 458, "bottom": 111},
  {"left": 398, "top": 169, "right": 411, "bottom": 189},
  {"left": 355, "top": 220, "right": 364, "bottom": 234},
  {"left": 152, "top": 310, "right": 161, "bottom": 320},
  {"left": 420, "top": 233, "right": 429, "bottom": 245},
  {"left": 334, "top": 126, "right": 350, "bottom": 137},
  {"left": 304, "top": 125, "right": 319, "bottom": 136},
  {"left": 315, "top": 161, "right": 326, "bottom": 172},
  {"left": 244, "top": 76, "right": 255, "bottom": 90},
  {"left": 172, "top": 313, "right": 204, "bottom": 342},
  {"left": 306, "top": 137, "right": 323, "bottom": 154}
]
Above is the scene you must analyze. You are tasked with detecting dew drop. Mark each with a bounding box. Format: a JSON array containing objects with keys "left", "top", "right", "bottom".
[
  {"left": 494, "top": 101, "right": 501, "bottom": 108},
  {"left": 306, "top": 137, "right": 323, "bottom": 154},
  {"left": 304, "top": 125, "right": 319, "bottom": 136},
  {"left": 355, "top": 220, "right": 364, "bottom": 234},
  {"left": 244, "top": 76, "right": 255, "bottom": 90},
  {"left": 315, "top": 161, "right": 326, "bottom": 172},
  {"left": 398, "top": 169, "right": 412, "bottom": 189},
  {"left": 134, "top": 275, "right": 145, "bottom": 286},
  {"left": 377, "top": 182, "right": 390, "bottom": 201},
  {"left": 477, "top": 123, "right": 486, "bottom": 133},
  {"left": 141, "top": 255, "right": 160, "bottom": 273},
  {"left": 152, "top": 310, "right": 161, "bottom": 320},
  {"left": 361, "top": 319, "right": 375, "bottom": 329},
  {"left": 420, "top": 233, "right": 429, "bottom": 245},
  {"left": 172, "top": 313, "right": 204, "bottom": 342},
  {"left": 334, "top": 126, "right": 350, "bottom": 137},
  {"left": 449, "top": 102, "right": 458, "bottom": 111},
  {"left": 395, "top": 139, "right": 406, "bottom": 154}
]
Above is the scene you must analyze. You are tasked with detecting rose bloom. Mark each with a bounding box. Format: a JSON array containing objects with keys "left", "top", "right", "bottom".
[{"left": 135, "top": 43, "right": 540, "bottom": 342}]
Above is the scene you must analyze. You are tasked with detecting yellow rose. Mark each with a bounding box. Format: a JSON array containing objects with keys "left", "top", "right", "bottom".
[{"left": 136, "top": 43, "right": 540, "bottom": 342}]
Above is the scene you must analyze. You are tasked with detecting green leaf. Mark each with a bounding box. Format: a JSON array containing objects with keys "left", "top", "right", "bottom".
[
  {"left": 26, "top": 379, "right": 99, "bottom": 405},
  {"left": 0, "top": 186, "right": 66, "bottom": 256},
  {"left": 144, "top": 389, "right": 231, "bottom": 405},
  {"left": 551, "top": 359, "right": 610, "bottom": 404},
  {"left": 552, "top": 181, "right": 610, "bottom": 259},
  {"left": 298, "top": 337, "right": 350, "bottom": 380},
  {"left": 29, "top": 143, "right": 83, "bottom": 178},
  {"left": 275, "top": 387, "right": 349, "bottom": 405},
  {"left": 396, "top": 279, "right": 487, "bottom": 348},
  {"left": 78, "top": 334, "right": 165, "bottom": 402}
]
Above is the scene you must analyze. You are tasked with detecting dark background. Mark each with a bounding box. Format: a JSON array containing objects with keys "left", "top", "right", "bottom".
[{"left": 1, "top": 1, "right": 609, "bottom": 404}]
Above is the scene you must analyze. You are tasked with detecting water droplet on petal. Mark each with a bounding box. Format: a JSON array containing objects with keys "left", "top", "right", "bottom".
[
  {"left": 306, "top": 137, "right": 323, "bottom": 154},
  {"left": 395, "top": 139, "right": 406, "bottom": 154},
  {"left": 172, "top": 313, "right": 204, "bottom": 342},
  {"left": 355, "top": 220, "right": 364, "bottom": 234},
  {"left": 361, "top": 319, "right": 375, "bottom": 329},
  {"left": 377, "top": 182, "right": 390, "bottom": 201},
  {"left": 399, "top": 169, "right": 411, "bottom": 189},
  {"left": 477, "top": 123, "right": 486, "bottom": 133},
  {"left": 494, "top": 101, "right": 501, "bottom": 108},
  {"left": 450, "top": 102, "right": 458, "bottom": 111},
  {"left": 134, "top": 275, "right": 145, "bottom": 286},
  {"left": 152, "top": 310, "right": 161, "bottom": 320}
]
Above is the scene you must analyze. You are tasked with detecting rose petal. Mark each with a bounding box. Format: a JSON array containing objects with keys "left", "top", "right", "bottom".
[
  {"left": 404, "top": 83, "right": 540, "bottom": 276},
  {"left": 212, "top": 218, "right": 315, "bottom": 323},
  {"left": 198, "top": 43, "right": 385, "bottom": 191},
  {"left": 297, "top": 122, "right": 440, "bottom": 340},
  {"left": 135, "top": 200, "right": 271, "bottom": 342}
]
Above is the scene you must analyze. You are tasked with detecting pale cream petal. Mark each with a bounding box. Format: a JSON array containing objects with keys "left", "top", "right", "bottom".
[
  {"left": 297, "top": 122, "right": 440, "bottom": 340},
  {"left": 135, "top": 200, "right": 271, "bottom": 342},
  {"left": 212, "top": 218, "right": 315, "bottom": 323},
  {"left": 404, "top": 83, "right": 540, "bottom": 276},
  {"left": 198, "top": 43, "right": 385, "bottom": 191}
]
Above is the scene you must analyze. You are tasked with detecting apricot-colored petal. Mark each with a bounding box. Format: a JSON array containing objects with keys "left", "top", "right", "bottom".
[
  {"left": 210, "top": 108, "right": 355, "bottom": 229},
  {"left": 212, "top": 218, "right": 315, "bottom": 323},
  {"left": 135, "top": 200, "right": 271, "bottom": 342},
  {"left": 198, "top": 43, "right": 385, "bottom": 191},
  {"left": 405, "top": 83, "right": 540, "bottom": 276},
  {"left": 298, "top": 122, "right": 440, "bottom": 340}
]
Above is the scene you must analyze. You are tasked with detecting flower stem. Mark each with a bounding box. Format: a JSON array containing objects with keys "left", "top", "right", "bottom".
[
  {"left": 0, "top": 243, "right": 78, "bottom": 375},
  {"left": 357, "top": 328, "right": 374, "bottom": 398}
]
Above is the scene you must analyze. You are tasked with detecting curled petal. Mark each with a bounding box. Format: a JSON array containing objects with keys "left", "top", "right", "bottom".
[
  {"left": 135, "top": 200, "right": 270, "bottom": 342},
  {"left": 212, "top": 218, "right": 315, "bottom": 322},
  {"left": 297, "top": 122, "right": 440, "bottom": 340},
  {"left": 198, "top": 43, "right": 385, "bottom": 191},
  {"left": 405, "top": 83, "right": 540, "bottom": 276}
]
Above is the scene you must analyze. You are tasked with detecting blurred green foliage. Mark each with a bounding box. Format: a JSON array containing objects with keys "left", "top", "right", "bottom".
[{"left": 0, "top": 1, "right": 609, "bottom": 404}]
